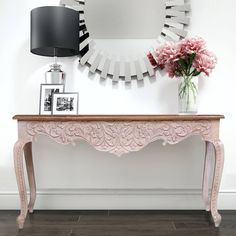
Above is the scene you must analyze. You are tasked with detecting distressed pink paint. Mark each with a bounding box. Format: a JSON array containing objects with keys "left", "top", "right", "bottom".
[{"left": 13, "top": 117, "right": 224, "bottom": 228}]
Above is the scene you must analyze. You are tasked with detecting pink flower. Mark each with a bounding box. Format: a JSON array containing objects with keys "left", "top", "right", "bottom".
[
  {"left": 193, "top": 50, "right": 217, "bottom": 76},
  {"left": 155, "top": 42, "right": 181, "bottom": 67},
  {"left": 166, "top": 62, "right": 179, "bottom": 78},
  {"left": 146, "top": 37, "right": 217, "bottom": 78},
  {"left": 180, "top": 37, "right": 206, "bottom": 55}
]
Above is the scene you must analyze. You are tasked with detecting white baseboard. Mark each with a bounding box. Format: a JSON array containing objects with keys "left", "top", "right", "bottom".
[{"left": 0, "top": 188, "right": 235, "bottom": 210}]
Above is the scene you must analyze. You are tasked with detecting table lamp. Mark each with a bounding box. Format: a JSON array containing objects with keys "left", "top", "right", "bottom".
[{"left": 31, "top": 6, "right": 79, "bottom": 84}]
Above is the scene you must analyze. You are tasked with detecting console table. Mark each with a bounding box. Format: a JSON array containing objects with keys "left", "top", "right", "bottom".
[{"left": 13, "top": 115, "right": 224, "bottom": 229}]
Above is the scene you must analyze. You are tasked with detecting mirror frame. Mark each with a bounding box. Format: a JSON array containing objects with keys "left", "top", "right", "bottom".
[{"left": 60, "top": 0, "right": 191, "bottom": 82}]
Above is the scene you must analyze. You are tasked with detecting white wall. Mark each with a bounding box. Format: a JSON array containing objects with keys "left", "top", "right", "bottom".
[{"left": 0, "top": 0, "right": 236, "bottom": 209}]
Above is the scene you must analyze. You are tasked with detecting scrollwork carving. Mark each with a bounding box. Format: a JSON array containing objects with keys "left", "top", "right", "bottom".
[{"left": 21, "top": 120, "right": 215, "bottom": 156}]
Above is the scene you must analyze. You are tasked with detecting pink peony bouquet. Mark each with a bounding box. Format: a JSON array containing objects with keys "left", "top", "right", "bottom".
[
  {"left": 148, "top": 37, "right": 217, "bottom": 112},
  {"left": 148, "top": 37, "right": 217, "bottom": 78}
]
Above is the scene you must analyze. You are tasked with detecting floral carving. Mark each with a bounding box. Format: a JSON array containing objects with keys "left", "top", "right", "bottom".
[{"left": 22, "top": 120, "right": 214, "bottom": 156}]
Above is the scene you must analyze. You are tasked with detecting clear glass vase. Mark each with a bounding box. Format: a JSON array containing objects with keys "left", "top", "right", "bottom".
[{"left": 178, "top": 76, "right": 198, "bottom": 114}]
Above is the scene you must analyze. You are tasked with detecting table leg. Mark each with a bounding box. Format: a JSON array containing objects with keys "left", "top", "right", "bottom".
[
  {"left": 202, "top": 141, "right": 214, "bottom": 211},
  {"left": 24, "top": 142, "right": 36, "bottom": 213},
  {"left": 210, "top": 140, "right": 224, "bottom": 227},
  {"left": 14, "top": 141, "right": 28, "bottom": 229}
]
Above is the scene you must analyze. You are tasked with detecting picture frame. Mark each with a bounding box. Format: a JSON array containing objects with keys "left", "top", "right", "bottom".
[
  {"left": 39, "top": 84, "right": 65, "bottom": 115},
  {"left": 52, "top": 92, "right": 79, "bottom": 115}
]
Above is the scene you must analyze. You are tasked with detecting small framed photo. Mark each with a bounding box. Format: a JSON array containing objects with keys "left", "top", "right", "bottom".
[
  {"left": 39, "top": 84, "right": 64, "bottom": 115},
  {"left": 52, "top": 93, "right": 78, "bottom": 115}
]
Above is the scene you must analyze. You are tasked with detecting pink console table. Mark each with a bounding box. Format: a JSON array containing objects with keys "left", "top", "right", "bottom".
[{"left": 13, "top": 115, "right": 224, "bottom": 229}]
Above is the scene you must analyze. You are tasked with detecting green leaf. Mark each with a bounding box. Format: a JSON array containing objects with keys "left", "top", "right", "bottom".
[
  {"left": 189, "top": 53, "right": 196, "bottom": 67},
  {"left": 193, "top": 69, "right": 201, "bottom": 77},
  {"left": 176, "top": 58, "right": 188, "bottom": 71},
  {"left": 176, "top": 59, "right": 188, "bottom": 75}
]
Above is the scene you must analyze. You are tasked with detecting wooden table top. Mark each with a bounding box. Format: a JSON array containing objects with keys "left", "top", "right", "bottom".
[{"left": 13, "top": 115, "right": 225, "bottom": 122}]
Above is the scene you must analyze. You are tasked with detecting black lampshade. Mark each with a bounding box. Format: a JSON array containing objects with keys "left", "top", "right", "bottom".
[{"left": 31, "top": 6, "right": 79, "bottom": 57}]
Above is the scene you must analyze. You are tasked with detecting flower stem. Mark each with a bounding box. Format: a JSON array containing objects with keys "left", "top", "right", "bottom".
[{"left": 179, "top": 75, "right": 198, "bottom": 112}]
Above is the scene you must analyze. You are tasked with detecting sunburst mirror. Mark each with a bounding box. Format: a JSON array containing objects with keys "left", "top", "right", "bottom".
[{"left": 60, "top": 0, "right": 190, "bottom": 82}]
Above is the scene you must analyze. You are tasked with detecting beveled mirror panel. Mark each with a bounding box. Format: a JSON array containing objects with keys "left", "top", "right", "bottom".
[{"left": 60, "top": 0, "right": 191, "bottom": 82}]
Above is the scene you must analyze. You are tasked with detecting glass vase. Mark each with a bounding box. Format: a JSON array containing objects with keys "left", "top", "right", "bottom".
[{"left": 178, "top": 76, "right": 198, "bottom": 114}]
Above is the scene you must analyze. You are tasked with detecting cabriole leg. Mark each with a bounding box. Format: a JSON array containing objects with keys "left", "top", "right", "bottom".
[
  {"left": 210, "top": 140, "right": 224, "bottom": 227},
  {"left": 202, "top": 141, "right": 214, "bottom": 211},
  {"left": 24, "top": 142, "right": 36, "bottom": 213},
  {"left": 14, "top": 141, "right": 29, "bottom": 229}
]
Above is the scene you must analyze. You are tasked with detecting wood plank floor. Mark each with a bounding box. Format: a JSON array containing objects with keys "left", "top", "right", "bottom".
[{"left": 0, "top": 210, "right": 235, "bottom": 236}]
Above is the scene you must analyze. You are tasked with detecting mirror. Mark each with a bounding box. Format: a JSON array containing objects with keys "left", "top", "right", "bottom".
[
  {"left": 84, "top": 0, "right": 165, "bottom": 59},
  {"left": 60, "top": 0, "right": 190, "bottom": 81},
  {"left": 85, "top": 0, "right": 165, "bottom": 39}
]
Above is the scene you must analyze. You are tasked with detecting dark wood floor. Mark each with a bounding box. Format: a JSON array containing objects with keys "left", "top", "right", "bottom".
[{"left": 0, "top": 210, "right": 236, "bottom": 236}]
